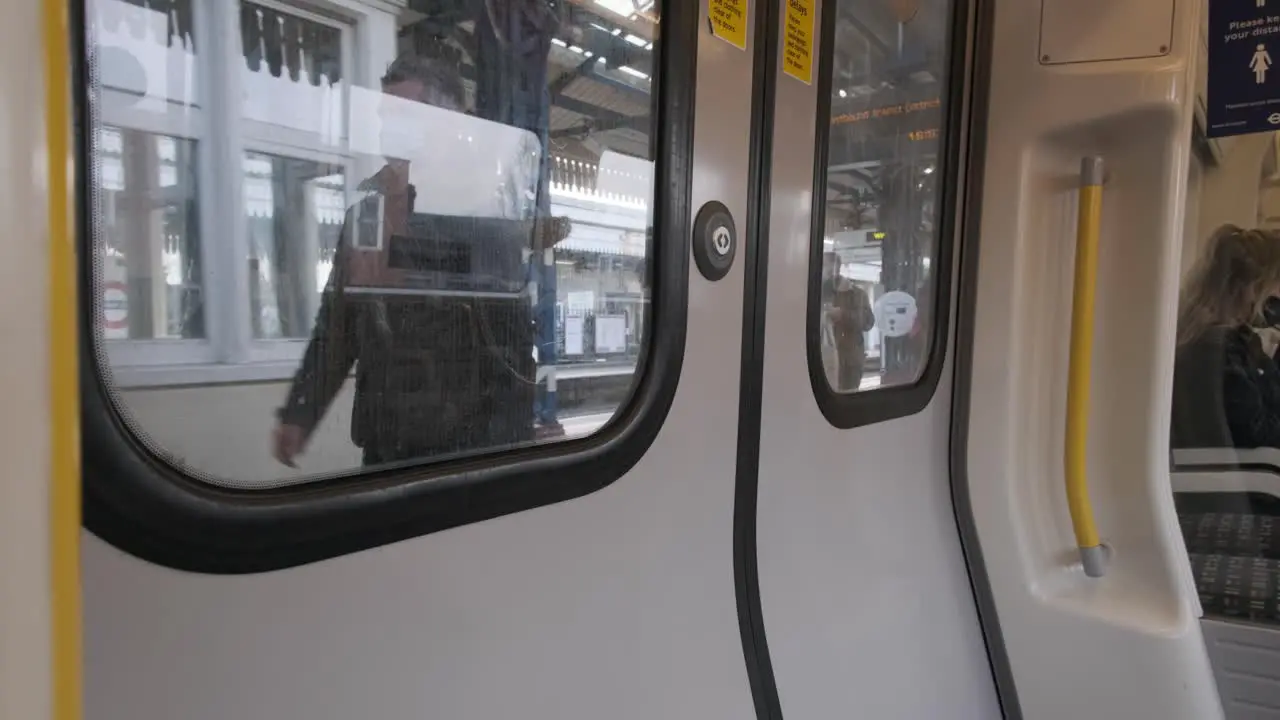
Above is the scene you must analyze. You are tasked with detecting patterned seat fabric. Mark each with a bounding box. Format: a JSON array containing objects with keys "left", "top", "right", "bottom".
[
  {"left": 1182, "top": 512, "right": 1280, "bottom": 621},
  {"left": 1181, "top": 512, "right": 1280, "bottom": 559}
]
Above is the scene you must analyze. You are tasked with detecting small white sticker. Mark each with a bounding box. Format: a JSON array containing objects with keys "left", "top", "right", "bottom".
[{"left": 875, "top": 291, "right": 918, "bottom": 338}]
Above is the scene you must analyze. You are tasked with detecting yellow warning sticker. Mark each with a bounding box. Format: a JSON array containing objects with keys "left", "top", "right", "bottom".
[
  {"left": 782, "top": 0, "right": 815, "bottom": 84},
  {"left": 709, "top": 0, "right": 749, "bottom": 50}
]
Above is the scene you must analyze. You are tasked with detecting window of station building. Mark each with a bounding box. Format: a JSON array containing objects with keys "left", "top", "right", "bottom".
[
  {"left": 97, "top": 127, "right": 203, "bottom": 341},
  {"left": 242, "top": 152, "right": 346, "bottom": 340},
  {"left": 84, "top": 0, "right": 660, "bottom": 489},
  {"left": 812, "top": 0, "right": 951, "bottom": 395}
]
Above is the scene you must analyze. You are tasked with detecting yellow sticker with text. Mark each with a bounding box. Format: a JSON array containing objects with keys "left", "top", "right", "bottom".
[
  {"left": 709, "top": 0, "right": 749, "bottom": 50},
  {"left": 783, "top": 0, "right": 815, "bottom": 84}
]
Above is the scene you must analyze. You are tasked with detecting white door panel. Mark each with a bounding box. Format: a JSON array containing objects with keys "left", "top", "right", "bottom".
[
  {"left": 757, "top": 391, "right": 1001, "bottom": 717},
  {"left": 81, "top": 2, "right": 762, "bottom": 719},
  {"left": 752, "top": 0, "right": 1000, "bottom": 717}
]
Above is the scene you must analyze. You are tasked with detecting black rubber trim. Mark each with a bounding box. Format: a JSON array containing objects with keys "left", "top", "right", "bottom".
[
  {"left": 948, "top": 0, "right": 1023, "bottom": 717},
  {"left": 76, "top": 0, "right": 698, "bottom": 574},
  {"left": 802, "top": 0, "right": 968, "bottom": 429},
  {"left": 733, "top": 0, "right": 783, "bottom": 719}
]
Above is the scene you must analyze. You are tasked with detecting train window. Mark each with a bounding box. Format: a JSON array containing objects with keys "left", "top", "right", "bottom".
[
  {"left": 1164, "top": 11, "right": 1280, "bottom": 702},
  {"left": 805, "top": 0, "right": 962, "bottom": 426},
  {"left": 81, "top": 0, "right": 667, "bottom": 494},
  {"left": 1169, "top": 124, "right": 1280, "bottom": 625}
]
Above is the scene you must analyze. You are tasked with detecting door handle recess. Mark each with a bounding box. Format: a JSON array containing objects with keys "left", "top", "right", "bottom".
[{"left": 1067, "top": 156, "right": 1108, "bottom": 579}]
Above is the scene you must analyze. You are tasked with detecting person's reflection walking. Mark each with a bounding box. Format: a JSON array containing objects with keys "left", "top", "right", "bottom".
[{"left": 271, "top": 54, "right": 473, "bottom": 468}]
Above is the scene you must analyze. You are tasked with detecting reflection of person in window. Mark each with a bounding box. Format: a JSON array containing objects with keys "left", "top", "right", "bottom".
[
  {"left": 271, "top": 54, "right": 465, "bottom": 468},
  {"left": 822, "top": 251, "right": 876, "bottom": 391},
  {"left": 1173, "top": 225, "right": 1280, "bottom": 449},
  {"left": 269, "top": 53, "right": 570, "bottom": 468}
]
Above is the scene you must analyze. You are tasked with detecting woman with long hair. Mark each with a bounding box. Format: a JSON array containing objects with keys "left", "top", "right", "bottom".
[{"left": 1172, "top": 224, "right": 1280, "bottom": 448}]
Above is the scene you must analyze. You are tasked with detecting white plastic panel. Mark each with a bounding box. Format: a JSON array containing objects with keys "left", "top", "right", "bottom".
[
  {"left": 965, "top": 0, "right": 1223, "bottom": 717},
  {"left": 1205, "top": 620, "right": 1280, "bottom": 719},
  {"left": 1039, "top": 0, "right": 1174, "bottom": 65}
]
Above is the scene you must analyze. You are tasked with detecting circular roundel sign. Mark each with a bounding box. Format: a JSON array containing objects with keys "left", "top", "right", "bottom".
[
  {"left": 874, "top": 290, "right": 918, "bottom": 338},
  {"left": 102, "top": 281, "right": 129, "bottom": 331}
]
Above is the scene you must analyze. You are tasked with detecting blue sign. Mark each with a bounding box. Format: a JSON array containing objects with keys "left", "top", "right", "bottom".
[{"left": 1208, "top": 0, "right": 1280, "bottom": 138}]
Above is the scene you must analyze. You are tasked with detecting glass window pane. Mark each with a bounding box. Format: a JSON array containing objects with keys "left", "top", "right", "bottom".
[
  {"left": 88, "top": 0, "right": 203, "bottom": 345},
  {"left": 87, "top": 1, "right": 661, "bottom": 489},
  {"left": 97, "top": 127, "right": 203, "bottom": 340},
  {"left": 244, "top": 152, "right": 345, "bottom": 339},
  {"left": 264, "top": 5, "right": 659, "bottom": 481},
  {"left": 816, "top": 1, "right": 950, "bottom": 393},
  {"left": 1170, "top": 127, "right": 1280, "bottom": 628}
]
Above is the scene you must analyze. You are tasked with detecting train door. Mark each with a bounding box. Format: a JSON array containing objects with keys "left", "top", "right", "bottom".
[
  {"left": 74, "top": 1, "right": 769, "bottom": 718},
  {"left": 747, "top": 0, "right": 1001, "bottom": 717}
]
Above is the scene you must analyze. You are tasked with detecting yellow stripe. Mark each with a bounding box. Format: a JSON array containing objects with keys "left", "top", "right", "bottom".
[
  {"left": 42, "top": 0, "right": 83, "bottom": 718},
  {"left": 1066, "top": 182, "right": 1102, "bottom": 551}
]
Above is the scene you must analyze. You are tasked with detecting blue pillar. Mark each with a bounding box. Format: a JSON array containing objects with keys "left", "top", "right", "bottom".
[
  {"left": 529, "top": 81, "right": 559, "bottom": 428},
  {"left": 532, "top": 246, "right": 559, "bottom": 425},
  {"left": 473, "top": 1, "right": 560, "bottom": 429}
]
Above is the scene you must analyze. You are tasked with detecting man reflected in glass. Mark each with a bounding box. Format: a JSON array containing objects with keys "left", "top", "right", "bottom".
[
  {"left": 271, "top": 51, "right": 566, "bottom": 468},
  {"left": 821, "top": 251, "right": 876, "bottom": 392}
]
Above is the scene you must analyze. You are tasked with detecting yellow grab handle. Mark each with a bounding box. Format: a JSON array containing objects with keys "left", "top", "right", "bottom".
[{"left": 1067, "top": 156, "right": 1107, "bottom": 578}]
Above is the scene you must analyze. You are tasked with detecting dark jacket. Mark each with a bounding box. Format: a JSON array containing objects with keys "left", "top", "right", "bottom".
[
  {"left": 824, "top": 278, "right": 876, "bottom": 363},
  {"left": 1172, "top": 324, "right": 1280, "bottom": 449},
  {"left": 277, "top": 169, "right": 537, "bottom": 460}
]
